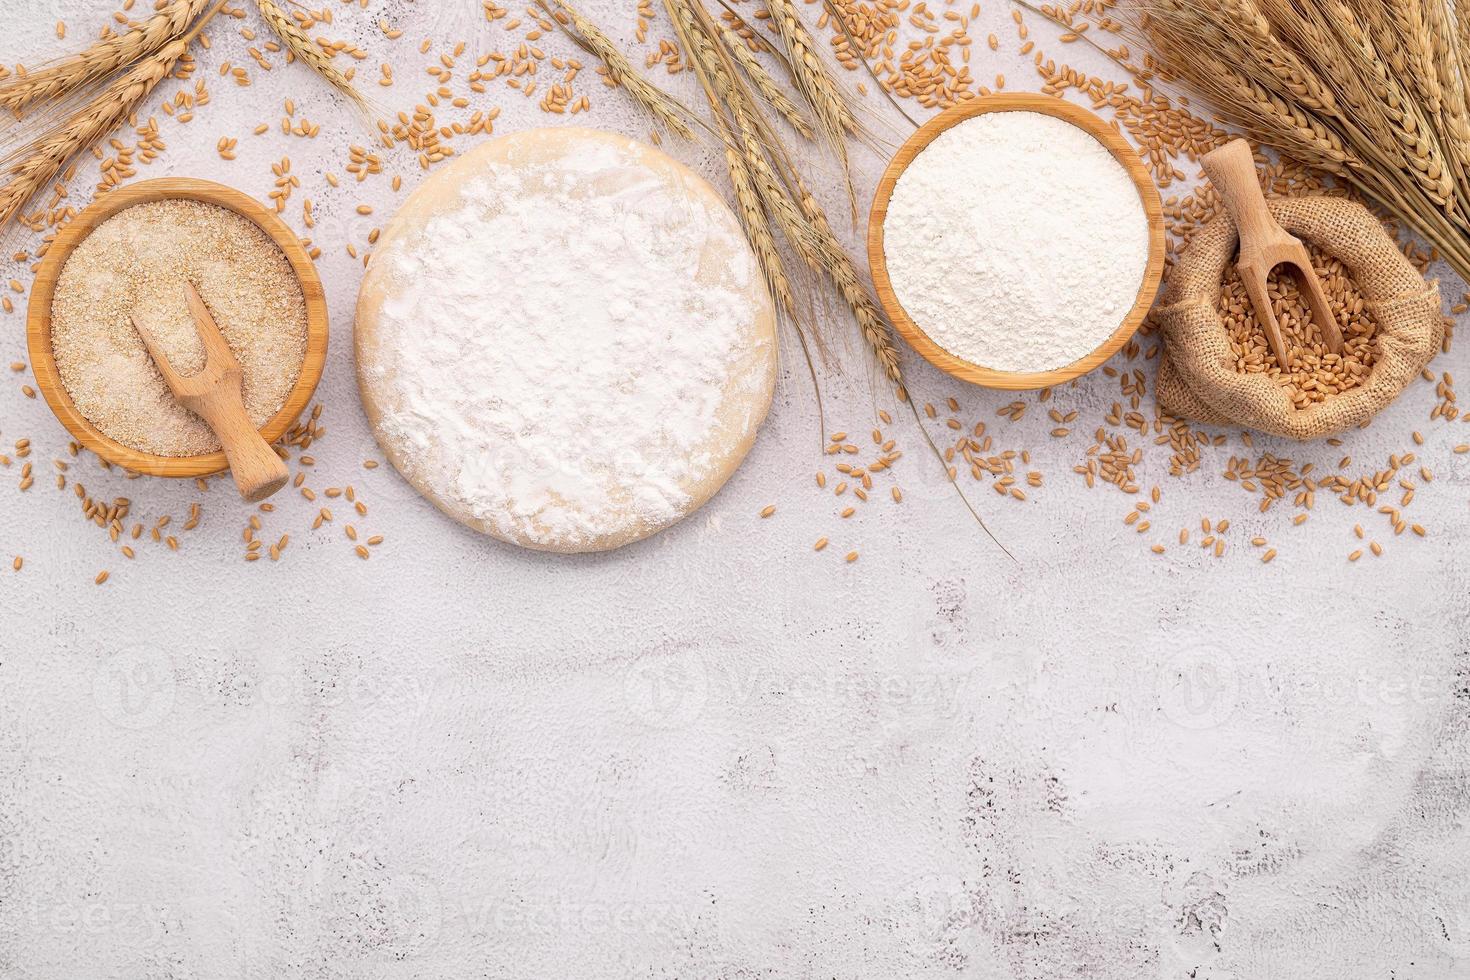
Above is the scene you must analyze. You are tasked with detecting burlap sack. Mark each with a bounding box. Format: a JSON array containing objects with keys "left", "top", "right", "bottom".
[{"left": 1155, "top": 196, "right": 1442, "bottom": 439}]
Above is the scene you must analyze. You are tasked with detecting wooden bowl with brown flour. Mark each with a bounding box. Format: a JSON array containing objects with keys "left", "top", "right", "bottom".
[
  {"left": 26, "top": 177, "right": 328, "bottom": 478},
  {"left": 869, "top": 94, "right": 1166, "bottom": 391}
]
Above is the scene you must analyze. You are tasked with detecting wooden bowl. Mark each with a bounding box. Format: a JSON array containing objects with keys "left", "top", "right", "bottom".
[
  {"left": 25, "top": 177, "right": 328, "bottom": 477},
  {"left": 868, "top": 93, "right": 1166, "bottom": 391}
]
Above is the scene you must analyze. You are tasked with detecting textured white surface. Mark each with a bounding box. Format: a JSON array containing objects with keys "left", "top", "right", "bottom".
[{"left": 0, "top": 2, "right": 1467, "bottom": 978}]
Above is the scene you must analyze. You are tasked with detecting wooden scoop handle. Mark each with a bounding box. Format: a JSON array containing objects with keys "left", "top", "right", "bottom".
[
  {"left": 1201, "top": 139, "right": 1294, "bottom": 368},
  {"left": 184, "top": 381, "right": 289, "bottom": 503},
  {"left": 1201, "top": 140, "right": 1297, "bottom": 261},
  {"left": 133, "top": 285, "right": 289, "bottom": 503}
]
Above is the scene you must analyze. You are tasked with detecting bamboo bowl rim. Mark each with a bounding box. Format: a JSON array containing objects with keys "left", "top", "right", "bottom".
[
  {"left": 867, "top": 93, "right": 1167, "bottom": 391},
  {"left": 25, "top": 177, "right": 328, "bottom": 478}
]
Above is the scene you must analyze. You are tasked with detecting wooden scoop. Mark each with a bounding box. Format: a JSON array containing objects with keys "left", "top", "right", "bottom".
[
  {"left": 132, "top": 284, "right": 289, "bottom": 502},
  {"left": 1201, "top": 138, "right": 1345, "bottom": 369}
]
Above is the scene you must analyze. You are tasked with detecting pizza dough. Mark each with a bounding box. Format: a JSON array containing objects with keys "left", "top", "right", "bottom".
[{"left": 355, "top": 128, "right": 777, "bottom": 553}]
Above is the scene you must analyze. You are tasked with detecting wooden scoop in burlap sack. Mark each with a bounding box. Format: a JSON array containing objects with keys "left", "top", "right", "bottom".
[{"left": 1155, "top": 196, "right": 1442, "bottom": 440}]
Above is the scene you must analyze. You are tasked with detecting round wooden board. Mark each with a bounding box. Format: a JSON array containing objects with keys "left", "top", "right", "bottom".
[
  {"left": 25, "top": 177, "right": 329, "bottom": 478},
  {"left": 867, "top": 93, "right": 1167, "bottom": 391}
]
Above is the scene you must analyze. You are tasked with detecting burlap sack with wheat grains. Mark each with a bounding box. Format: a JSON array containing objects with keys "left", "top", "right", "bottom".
[{"left": 1155, "top": 196, "right": 1442, "bottom": 440}]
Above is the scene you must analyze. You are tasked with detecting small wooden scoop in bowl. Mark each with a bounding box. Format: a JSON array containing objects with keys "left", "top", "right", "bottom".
[
  {"left": 1201, "top": 138, "right": 1345, "bottom": 369},
  {"left": 132, "top": 284, "right": 289, "bottom": 502}
]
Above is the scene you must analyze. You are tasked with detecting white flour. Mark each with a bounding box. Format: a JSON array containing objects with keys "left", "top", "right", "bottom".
[
  {"left": 883, "top": 110, "right": 1150, "bottom": 372},
  {"left": 363, "top": 136, "right": 768, "bottom": 550}
]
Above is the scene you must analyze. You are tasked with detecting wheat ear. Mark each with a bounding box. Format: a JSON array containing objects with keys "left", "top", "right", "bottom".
[
  {"left": 255, "top": 0, "right": 373, "bottom": 115},
  {"left": 762, "top": 0, "right": 860, "bottom": 137},
  {"left": 712, "top": 17, "right": 814, "bottom": 139},
  {"left": 761, "top": 0, "right": 863, "bottom": 218},
  {"left": 0, "top": 0, "right": 211, "bottom": 112},
  {"left": 1377, "top": 0, "right": 1470, "bottom": 211},
  {"left": 672, "top": 6, "right": 827, "bottom": 432},
  {"left": 0, "top": 3, "right": 223, "bottom": 227},
  {"left": 1120, "top": 0, "right": 1470, "bottom": 280},
  {"left": 541, "top": 0, "right": 696, "bottom": 140},
  {"left": 723, "top": 137, "right": 828, "bottom": 435},
  {"left": 657, "top": 1, "right": 1004, "bottom": 551},
  {"left": 666, "top": 2, "right": 819, "bottom": 264},
  {"left": 1329, "top": 2, "right": 1460, "bottom": 220},
  {"left": 1420, "top": 0, "right": 1470, "bottom": 204},
  {"left": 1458, "top": 0, "right": 1470, "bottom": 80}
]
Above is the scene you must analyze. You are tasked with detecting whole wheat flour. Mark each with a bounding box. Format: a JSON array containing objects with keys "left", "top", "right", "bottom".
[{"left": 51, "top": 199, "right": 308, "bottom": 456}]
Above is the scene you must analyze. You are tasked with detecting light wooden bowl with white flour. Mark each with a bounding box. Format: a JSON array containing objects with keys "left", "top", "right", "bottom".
[
  {"left": 355, "top": 128, "right": 778, "bottom": 553},
  {"left": 869, "top": 94, "right": 1166, "bottom": 391}
]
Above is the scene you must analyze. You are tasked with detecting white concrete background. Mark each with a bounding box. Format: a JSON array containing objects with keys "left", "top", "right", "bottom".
[{"left": 0, "top": 1, "right": 1467, "bottom": 978}]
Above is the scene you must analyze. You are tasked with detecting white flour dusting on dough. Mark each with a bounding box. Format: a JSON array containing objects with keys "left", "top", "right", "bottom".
[{"left": 357, "top": 131, "right": 775, "bottom": 552}]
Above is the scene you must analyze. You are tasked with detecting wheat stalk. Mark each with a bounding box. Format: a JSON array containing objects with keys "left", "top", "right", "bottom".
[
  {"left": 1120, "top": 0, "right": 1470, "bottom": 279},
  {"left": 811, "top": 0, "right": 924, "bottom": 129},
  {"left": 568, "top": 0, "right": 1006, "bottom": 552},
  {"left": 1211, "top": 0, "right": 1338, "bottom": 114},
  {"left": 675, "top": 14, "right": 830, "bottom": 433},
  {"left": 712, "top": 17, "right": 814, "bottom": 139},
  {"left": 0, "top": 4, "right": 223, "bottom": 228},
  {"left": 762, "top": 0, "right": 861, "bottom": 138},
  {"left": 1378, "top": 0, "right": 1442, "bottom": 115},
  {"left": 1331, "top": 2, "right": 1459, "bottom": 217},
  {"left": 762, "top": 0, "right": 862, "bottom": 216},
  {"left": 1458, "top": 0, "right": 1470, "bottom": 80},
  {"left": 725, "top": 144, "right": 797, "bottom": 317},
  {"left": 721, "top": 135, "right": 830, "bottom": 432},
  {"left": 665, "top": 2, "right": 826, "bottom": 324},
  {"left": 0, "top": 46, "right": 180, "bottom": 225},
  {"left": 255, "top": 0, "right": 374, "bottom": 115},
  {"left": 667, "top": 0, "right": 905, "bottom": 389},
  {"left": 0, "top": 0, "right": 211, "bottom": 112},
  {"left": 541, "top": 0, "right": 696, "bottom": 140},
  {"left": 668, "top": 2, "right": 824, "bottom": 268},
  {"left": 1382, "top": 0, "right": 1470, "bottom": 209}
]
